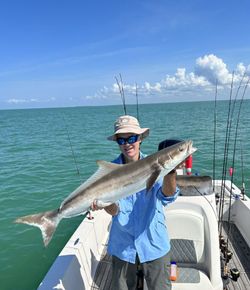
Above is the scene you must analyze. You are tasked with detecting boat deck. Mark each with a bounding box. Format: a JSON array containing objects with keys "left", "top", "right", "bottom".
[
  {"left": 91, "top": 222, "right": 250, "bottom": 290},
  {"left": 91, "top": 246, "right": 112, "bottom": 290},
  {"left": 222, "top": 222, "right": 250, "bottom": 290}
]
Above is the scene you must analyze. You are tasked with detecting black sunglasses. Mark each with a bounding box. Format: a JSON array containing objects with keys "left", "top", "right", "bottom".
[{"left": 116, "top": 135, "right": 139, "bottom": 145}]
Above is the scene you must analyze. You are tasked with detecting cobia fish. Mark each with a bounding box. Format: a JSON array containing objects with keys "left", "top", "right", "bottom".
[{"left": 15, "top": 140, "right": 197, "bottom": 246}]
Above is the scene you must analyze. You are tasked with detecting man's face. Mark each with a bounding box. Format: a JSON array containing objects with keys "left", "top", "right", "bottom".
[{"left": 116, "top": 133, "right": 141, "bottom": 162}]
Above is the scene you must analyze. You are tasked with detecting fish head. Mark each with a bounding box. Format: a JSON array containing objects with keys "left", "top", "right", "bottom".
[
  {"left": 158, "top": 140, "right": 197, "bottom": 171},
  {"left": 178, "top": 140, "right": 197, "bottom": 156}
]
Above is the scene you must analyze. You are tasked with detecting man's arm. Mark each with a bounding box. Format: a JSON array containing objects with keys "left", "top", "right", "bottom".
[
  {"left": 162, "top": 170, "right": 177, "bottom": 196},
  {"left": 162, "top": 161, "right": 185, "bottom": 196},
  {"left": 104, "top": 203, "right": 119, "bottom": 216}
]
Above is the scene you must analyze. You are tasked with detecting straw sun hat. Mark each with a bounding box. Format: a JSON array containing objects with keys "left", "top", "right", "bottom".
[{"left": 107, "top": 115, "right": 150, "bottom": 141}]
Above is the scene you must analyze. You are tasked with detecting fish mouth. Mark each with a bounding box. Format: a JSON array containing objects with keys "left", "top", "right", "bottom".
[
  {"left": 187, "top": 140, "right": 193, "bottom": 152},
  {"left": 187, "top": 140, "right": 197, "bottom": 155}
]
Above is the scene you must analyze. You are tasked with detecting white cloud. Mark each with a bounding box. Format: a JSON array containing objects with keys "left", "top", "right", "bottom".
[
  {"left": 85, "top": 95, "right": 94, "bottom": 100},
  {"left": 112, "top": 82, "right": 137, "bottom": 93},
  {"left": 84, "top": 90, "right": 107, "bottom": 100},
  {"left": 236, "top": 62, "right": 250, "bottom": 77},
  {"left": 143, "top": 81, "right": 162, "bottom": 92},
  {"left": 7, "top": 98, "right": 26, "bottom": 104},
  {"left": 7, "top": 98, "right": 38, "bottom": 104},
  {"left": 195, "top": 54, "right": 232, "bottom": 84},
  {"left": 162, "top": 68, "right": 209, "bottom": 89},
  {"left": 195, "top": 54, "right": 250, "bottom": 85},
  {"left": 112, "top": 83, "right": 120, "bottom": 93},
  {"left": 80, "top": 54, "right": 250, "bottom": 103}
]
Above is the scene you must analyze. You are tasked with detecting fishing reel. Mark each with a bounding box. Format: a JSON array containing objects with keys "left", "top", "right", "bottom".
[
  {"left": 221, "top": 263, "right": 240, "bottom": 286},
  {"left": 219, "top": 235, "right": 226, "bottom": 245},
  {"left": 224, "top": 251, "right": 233, "bottom": 263},
  {"left": 230, "top": 268, "right": 240, "bottom": 282},
  {"left": 241, "top": 184, "right": 246, "bottom": 200},
  {"left": 220, "top": 238, "right": 240, "bottom": 285},
  {"left": 220, "top": 236, "right": 227, "bottom": 255},
  {"left": 215, "top": 192, "right": 220, "bottom": 204},
  {"left": 219, "top": 236, "right": 233, "bottom": 263}
]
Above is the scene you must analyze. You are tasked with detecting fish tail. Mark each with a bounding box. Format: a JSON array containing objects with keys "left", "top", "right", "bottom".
[{"left": 14, "top": 209, "right": 60, "bottom": 247}]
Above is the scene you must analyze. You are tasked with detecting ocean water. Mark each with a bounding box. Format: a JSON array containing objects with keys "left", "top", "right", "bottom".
[{"left": 1, "top": 100, "right": 250, "bottom": 290}]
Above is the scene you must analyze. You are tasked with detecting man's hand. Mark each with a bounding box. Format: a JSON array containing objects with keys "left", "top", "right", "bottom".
[
  {"left": 91, "top": 200, "right": 119, "bottom": 216},
  {"left": 91, "top": 200, "right": 103, "bottom": 211}
]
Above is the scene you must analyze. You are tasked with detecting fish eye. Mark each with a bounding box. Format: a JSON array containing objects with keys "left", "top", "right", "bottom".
[{"left": 179, "top": 146, "right": 184, "bottom": 152}]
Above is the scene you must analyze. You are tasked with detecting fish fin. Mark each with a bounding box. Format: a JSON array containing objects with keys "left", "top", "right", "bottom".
[
  {"left": 146, "top": 166, "right": 162, "bottom": 192},
  {"left": 14, "top": 209, "right": 60, "bottom": 247},
  {"left": 96, "top": 160, "right": 121, "bottom": 171},
  {"left": 60, "top": 162, "right": 121, "bottom": 209}
]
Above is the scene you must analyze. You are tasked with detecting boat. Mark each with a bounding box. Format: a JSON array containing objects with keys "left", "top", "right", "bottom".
[{"left": 36, "top": 156, "right": 250, "bottom": 290}]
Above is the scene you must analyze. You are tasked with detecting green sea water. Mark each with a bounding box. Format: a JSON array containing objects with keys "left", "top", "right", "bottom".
[{"left": 1, "top": 101, "right": 250, "bottom": 290}]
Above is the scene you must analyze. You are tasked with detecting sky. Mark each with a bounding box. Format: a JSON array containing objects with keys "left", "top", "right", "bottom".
[{"left": 1, "top": 0, "right": 250, "bottom": 109}]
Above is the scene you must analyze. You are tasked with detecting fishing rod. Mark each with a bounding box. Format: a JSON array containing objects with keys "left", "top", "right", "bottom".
[
  {"left": 115, "top": 75, "right": 140, "bottom": 120},
  {"left": 62, "top": 114, "right": 96, "bottom": 219},
  {"left": 119, "top": 73, "right": 126, "bottom": 111},
  {"left": 218, "top": 72, "right": 234, "bottom": 235},
  {"left": 62, "top": 114, "right": 83, "bottom": 183},
  {"left": 218, "top": 76, "right": 249, "bottom": 282},
  {"left": 231, "top": 74, "right": 247, "bottom": 202},
  {"left": 225, "top": 72, "right": 247, "bottom": 156},
  {"left": 240, "top": 137, "right": 246, "bottom": 200},
  {"left": 218, "top": 73, "right": 247, "bottom": 235},
  {"left": 135, "top": 82, "right": 139, "bottom": 121},
  {"left": 213, "top": 80, "right": 217, "bottom": 193},
  {"left": 115, "top": 74, "right": 127, "bottom": 115},
  {"left": 226, "top": 76, "right": 249, "bottom": 248},
  {"left": 193, "top": 186, "right": 218, "bottom": 218}
]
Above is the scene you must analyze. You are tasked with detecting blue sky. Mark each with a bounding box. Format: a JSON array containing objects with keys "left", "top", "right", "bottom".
[{"left": 1, "top": 0, "right": 250, "bottom": 109}]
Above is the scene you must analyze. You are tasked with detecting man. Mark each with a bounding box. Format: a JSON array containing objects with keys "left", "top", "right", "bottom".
[{"left": 92, "top": 115, "right": 181, "bottom": 290}]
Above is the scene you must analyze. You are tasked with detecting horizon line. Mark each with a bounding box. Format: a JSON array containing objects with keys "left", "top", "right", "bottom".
[{"left": 1, "top": 97, "right": 249, "bottom": 112}]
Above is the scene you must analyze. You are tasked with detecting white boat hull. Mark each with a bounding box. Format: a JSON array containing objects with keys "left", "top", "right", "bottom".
[{"left": 38, "top": 179, "right": 250, "bottom": 290}]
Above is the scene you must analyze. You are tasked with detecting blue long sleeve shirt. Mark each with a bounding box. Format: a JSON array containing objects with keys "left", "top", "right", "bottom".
[{"left": 107, "top": 152, "right": 180, "bottom": 264}]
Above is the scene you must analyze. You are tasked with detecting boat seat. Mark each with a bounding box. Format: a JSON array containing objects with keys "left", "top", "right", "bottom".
[
  {"left": 170, "top": 239, "right": 198, "bottom": 264},
  {"left": 172, "top": 267, "right": 214, "bottom": 290},
  {"left": 166, "top": 208, "right": 215, "bottom": 290},
  {"left": 169, "top": 239, "right": 214, "bottom": 289}
]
